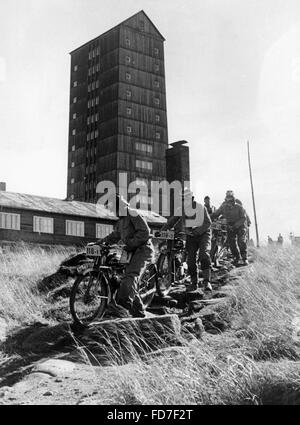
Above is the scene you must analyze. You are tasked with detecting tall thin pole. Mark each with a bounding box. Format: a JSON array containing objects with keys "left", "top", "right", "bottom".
[{"left": 247, "top": 141, "right": 260, "bottom": 247}]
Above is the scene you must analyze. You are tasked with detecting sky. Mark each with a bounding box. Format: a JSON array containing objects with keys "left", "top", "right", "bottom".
[{"left": 0, "top": 0, "right": 300, "bottom": 244}]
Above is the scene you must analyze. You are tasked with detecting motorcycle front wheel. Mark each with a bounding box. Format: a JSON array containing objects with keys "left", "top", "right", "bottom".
[
  {"left": 69, "top": 271, "right": 109, "bottom": 327},
  {"left": 139, "top": 263, "right": 157, "bottom": 307},
  {"left": 156, "top": 252, "right": 173, "bottom": 297}
]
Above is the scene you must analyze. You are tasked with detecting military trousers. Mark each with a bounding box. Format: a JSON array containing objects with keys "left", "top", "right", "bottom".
[
  {"left": 227, "top": 226, "right": 247, "bottom": 261},
  {"left": 116, "top": 243, "right": 154, "bottom": 317},
  {"left": 186, "top": 231, "right": 211, "bottom": 285}
]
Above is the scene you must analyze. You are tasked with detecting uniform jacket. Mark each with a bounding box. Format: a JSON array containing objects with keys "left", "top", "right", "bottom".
[
  {"left": 211, "top": 202, "right": 247, "bottom": 228},
  {"left": 163, "top": 204, "right": 212, "bottom": 237},
  {"left": 101, "top": 208, "right": 152, "bottom": 252}
]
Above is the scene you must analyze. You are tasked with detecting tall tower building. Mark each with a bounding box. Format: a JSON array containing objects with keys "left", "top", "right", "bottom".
[{"left": 67, "top": 10, "right": 168, "bottom": 205}]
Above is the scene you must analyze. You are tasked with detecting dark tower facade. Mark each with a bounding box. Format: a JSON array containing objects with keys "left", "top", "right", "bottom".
[
  {"left": 166, "top": 140, "right": 190, "bottom": 186},
  {"left": 67, "top": 11, "right": 168, "bottom": 204}
]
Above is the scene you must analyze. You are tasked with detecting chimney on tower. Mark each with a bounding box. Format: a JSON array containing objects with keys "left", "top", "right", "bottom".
[{"left": 0, "top": 182, "right": 7, "bottom": 191}]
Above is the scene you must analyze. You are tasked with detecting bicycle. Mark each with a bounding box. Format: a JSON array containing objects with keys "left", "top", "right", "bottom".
[{"left": 69, "top": 242, "right": 162, "bottom": 327}]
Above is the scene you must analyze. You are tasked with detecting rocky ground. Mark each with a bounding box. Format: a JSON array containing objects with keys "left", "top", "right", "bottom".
[{"left": 0, "top": 260, "right": 246, "bottom": 405}]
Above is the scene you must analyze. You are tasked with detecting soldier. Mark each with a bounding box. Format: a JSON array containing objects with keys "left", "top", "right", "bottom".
[
  {"left": 204, "top": 196, "right": 216, "bottom": 216},
  {"left": 235, "top": 198, "right": 251, "bottom": 242},
  {"left": 211, "top": 191, "right": 248, "bottom": 266},
  {"left": 235, "top": 199, "right": 251, "bottom": 228},
  {"left": 98, "top": 194, "right": 154, "bottom": 318},
  {"left": 164, "top": 188, "right": 212, "bottom": 293}
]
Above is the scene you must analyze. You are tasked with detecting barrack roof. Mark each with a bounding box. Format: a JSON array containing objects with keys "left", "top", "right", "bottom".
[{"left": 0, "top": 191, "right": 166, "bottom": 225}]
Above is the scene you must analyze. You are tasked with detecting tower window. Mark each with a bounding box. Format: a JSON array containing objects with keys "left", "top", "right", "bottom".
[
  {"left": 155, "top": 132, "right": 161, "bottom": 140},
  {"left": 125, "top": 56, "right": 131, "bottom": 64},
  {"left": 154, "top": 81, "right": 160, "bottom": 88},
  {"left": 154, "top": 64, "right": 159, "bottom": 72},
  {"left": 71, "top": 162, "right": 75, "bottom": 168},
  {"left": 72, "top": 129, "right": 76, "bottom": 136},
  {"left": 126, "top": 107, "right": 132, "bottom": 116},
  {"left": 154, "top": 98, "right": 160, "bottom": 106},
  {"left": 73, "top": 65, "right": 78, "bottom": 72},
  {"left": 72, "top": 145, "right": 75, "bottom": 151},
  {"left": 71, "top": 178, "right": 75, "bottom": 184},
  {"left": 126, "top": 90, "right": 132, "bottom": 98},
  {"left": 135, "top": 142, "right": 153, "bottom": 154},
  {"left": 73, "top": 81, "right": 78, "bottom": 87},
  {"left": 73, "top": 97, "right": 77, "bottom": 103},
  {"left": 136, "top": 160, "right": 152, "bottom": 171},
  {"left": 127, "top": 126, "right": 132, "bottom": 134},
  {"left": 73, "top": 113, "right": 77, "bottom": 119},
  {"left": 125, "top": 72, "right": 131, "bottom": 81},
  {"left": 154, "top": 47, "right": 159, "bottom": 55},
  {"left": 155, "top": 114, "right": 160, "bottom": 122}
]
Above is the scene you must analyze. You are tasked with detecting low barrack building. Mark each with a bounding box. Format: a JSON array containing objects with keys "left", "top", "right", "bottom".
[{"left": 0, "top": 190, "right": 165, "bottom": 248}]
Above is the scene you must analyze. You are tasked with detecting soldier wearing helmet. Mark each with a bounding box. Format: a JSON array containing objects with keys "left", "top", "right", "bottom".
[
  {"left": 211, "top": 191, "right": 248, "bottom": 266},
  {"left": 162, "top": 187, "right": 213, "bottom": 293},
  {"left": 98, "top": 193, "right": 154, "bottom": 317}
]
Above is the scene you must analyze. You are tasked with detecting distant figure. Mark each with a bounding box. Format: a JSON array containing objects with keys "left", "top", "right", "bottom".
[
  {"left": 268, "top": 235, "right": 273, "bottom": 245},
  {"left": 277, "top": 233, "right": 284, "bottom": 246},
  {"left": 204, "top": 196, "right": 215, "bottom": 216}
]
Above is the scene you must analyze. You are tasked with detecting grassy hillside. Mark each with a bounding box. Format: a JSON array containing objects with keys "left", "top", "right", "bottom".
[
  {"left": 0, "top": 244, "right": 300, "bottom": 404},
  {"left": 0, "top": 245, "right": 74, "bottom": 327}
]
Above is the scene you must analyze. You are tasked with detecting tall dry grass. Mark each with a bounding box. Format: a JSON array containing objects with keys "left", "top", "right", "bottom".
[
  {"left": 231, "top": 246, "right": 300, "bottom": 360},
  {"left": 0, "top": 243, "right": 300, "bottom": 404},
  {"left": 74, "top": 245, "right": 300, "bottom": 405},
  {"left": 0, "top": 244, "right": 73, "bottom": 326}
]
